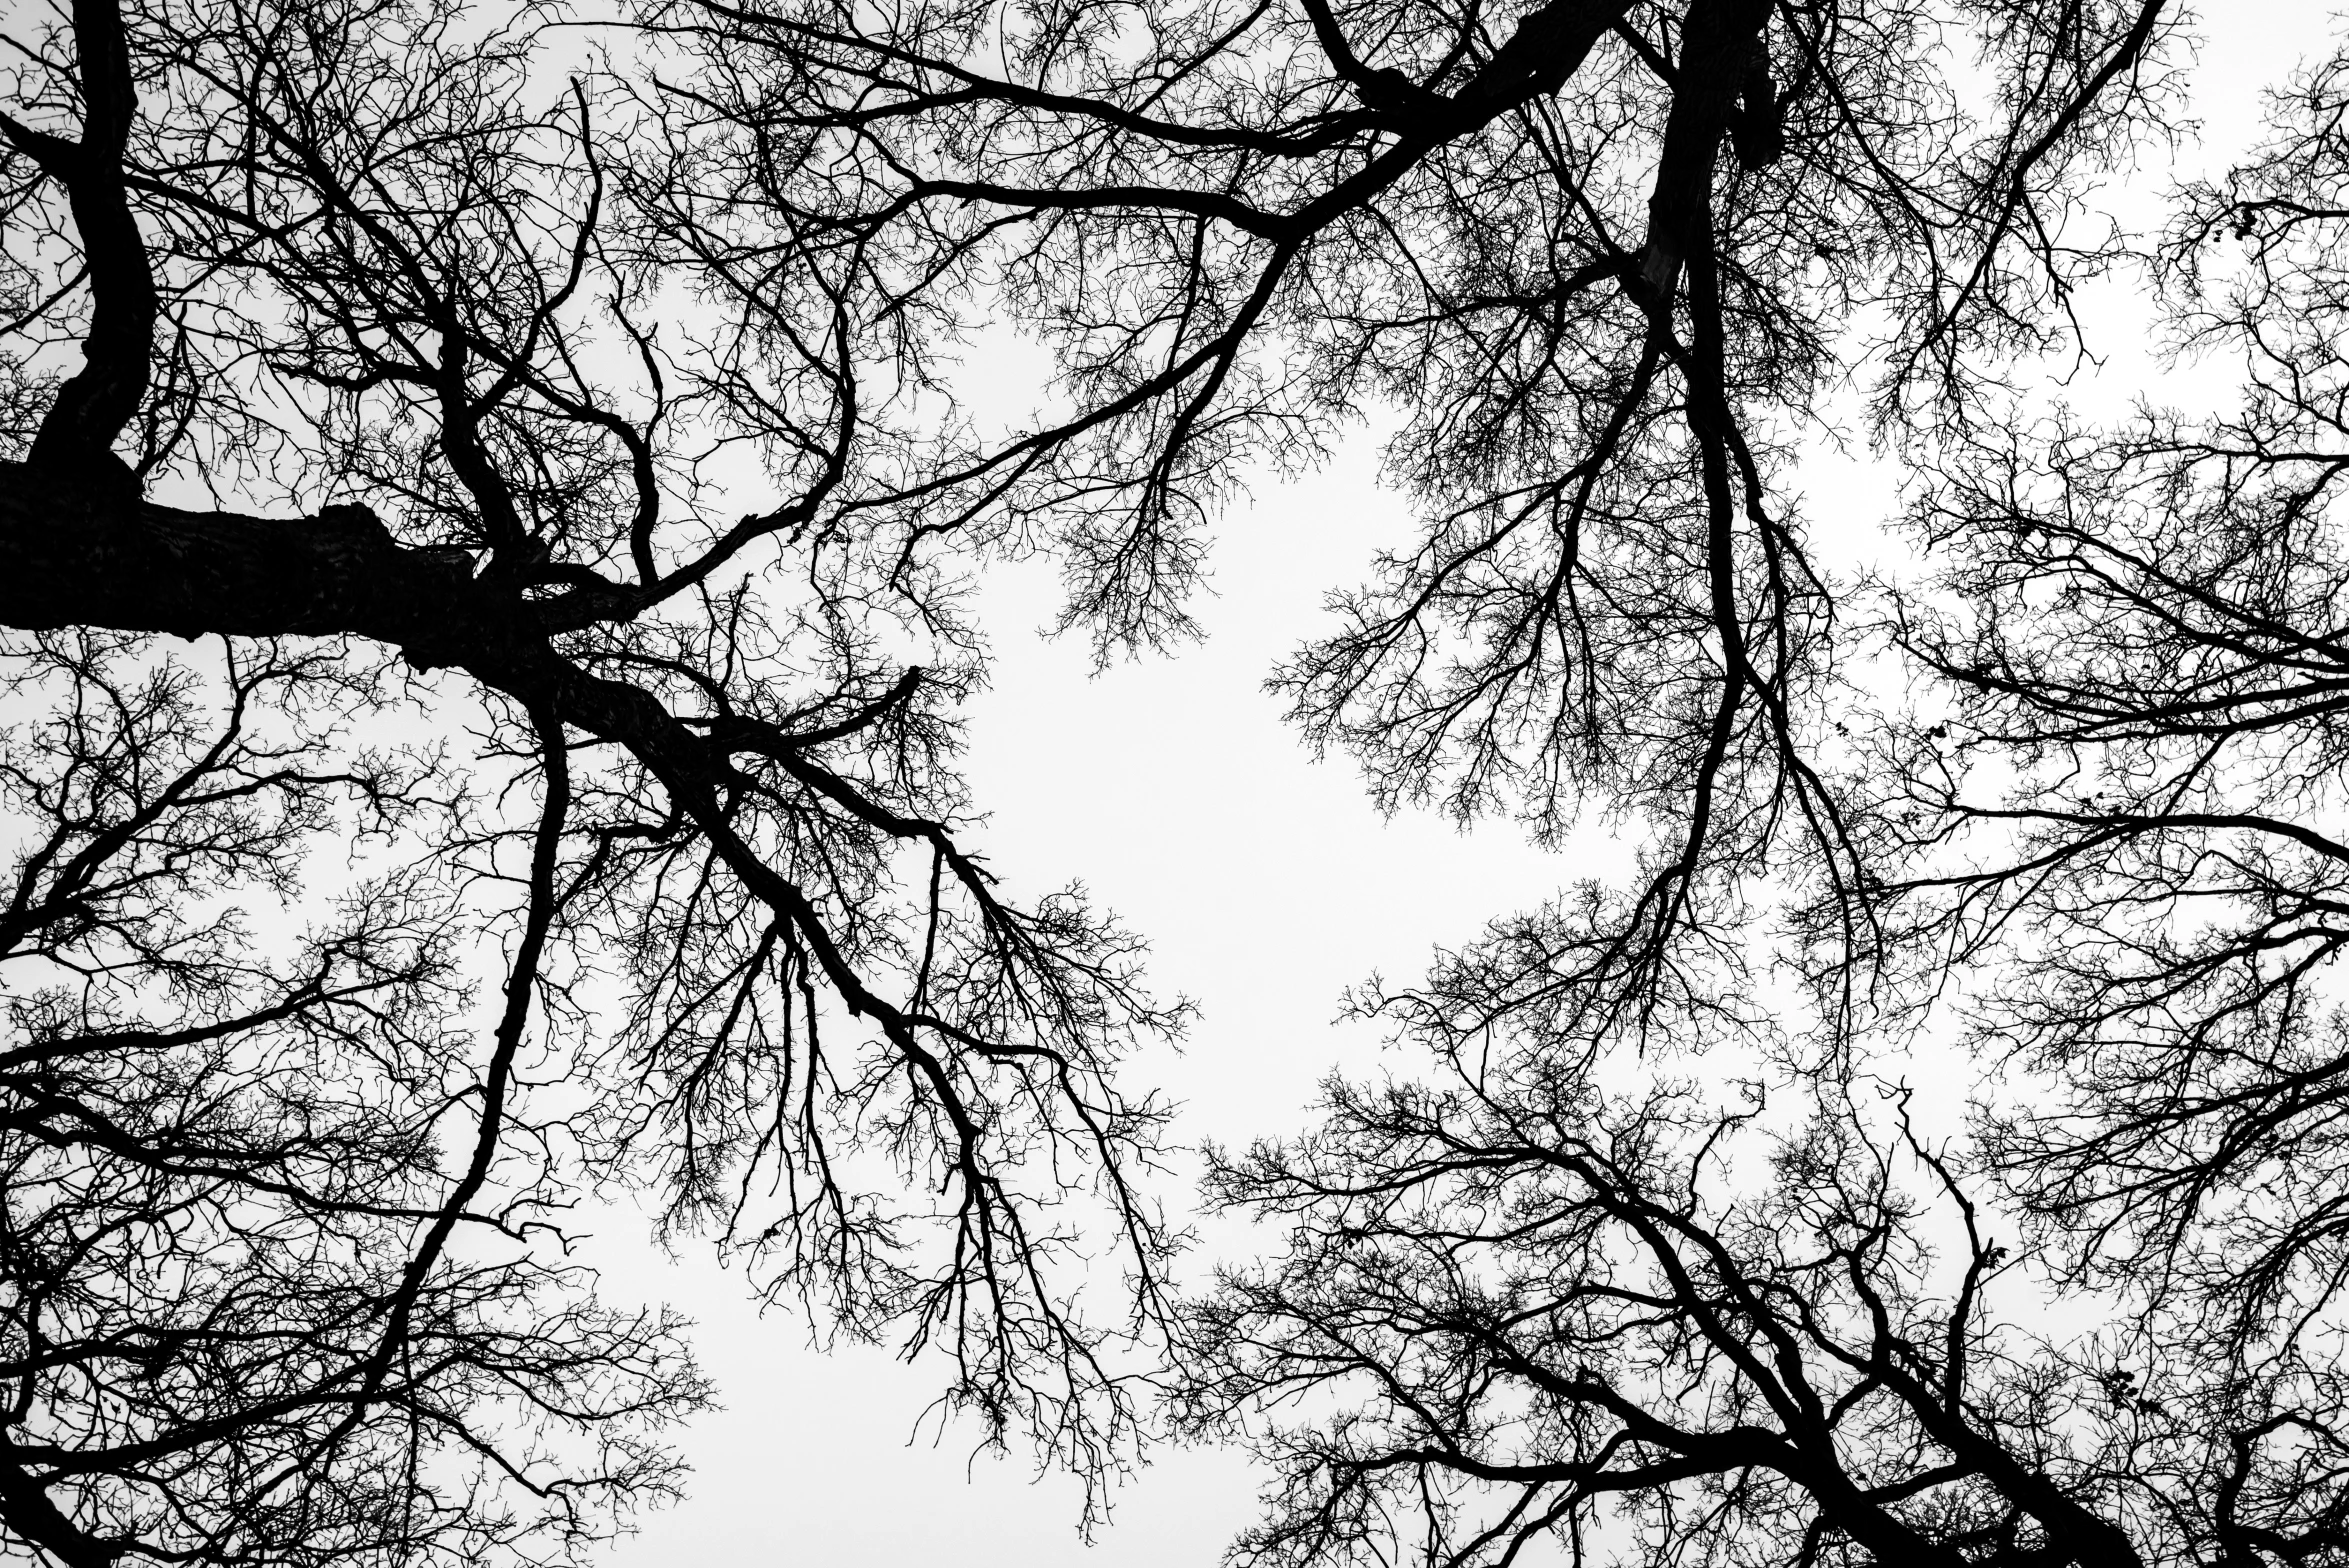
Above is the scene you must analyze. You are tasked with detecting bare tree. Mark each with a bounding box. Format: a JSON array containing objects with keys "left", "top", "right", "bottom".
[
  {"left": 0, "top": 630, "right": 704, "bottom": 1566},
  {"left": 0, "top": 0, "right": 1189, "bottom": 1557},
  {"left": 12, "top": 0, "right": 2349, "bottom": 1558},
  {"left": 627, "top": 0, "right": 2192, "bottom": 1025},
  {"left": 1865, "top": 23, "right": 2349, "bottom": 1485},
  {"left": 635, "top": 0, "right": 2349, "bottom": 1563}
]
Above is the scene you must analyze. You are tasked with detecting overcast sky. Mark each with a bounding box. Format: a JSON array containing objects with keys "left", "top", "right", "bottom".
[{"left": 593, "top": 13, "right": 2306, "bottom": 1562}]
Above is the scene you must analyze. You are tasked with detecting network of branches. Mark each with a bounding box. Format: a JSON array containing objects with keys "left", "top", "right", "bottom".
[{"left": 1, "top": 0, "right": 2346, "bottom": 1564}]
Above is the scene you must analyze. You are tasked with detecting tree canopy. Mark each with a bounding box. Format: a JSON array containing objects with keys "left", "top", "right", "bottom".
[{"left": 3, "top": 0, "right": 2347, "bottom": 1563}]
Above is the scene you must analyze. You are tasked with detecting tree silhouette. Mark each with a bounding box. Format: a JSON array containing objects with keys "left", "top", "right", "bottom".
[
  {"left": 8, "top": 0, "right": 2349, "bottom": 1562},
  {"left": 640, "top": 0, "right": 2349, "bottom": 1563},
  {"left": 0, "top": 0, "right": 1185, "bottom": 1558}
]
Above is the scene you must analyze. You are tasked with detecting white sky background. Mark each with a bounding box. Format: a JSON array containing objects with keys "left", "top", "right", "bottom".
[{"left": 587, "top": 10, "right": 2311, "bottom": 1563}]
